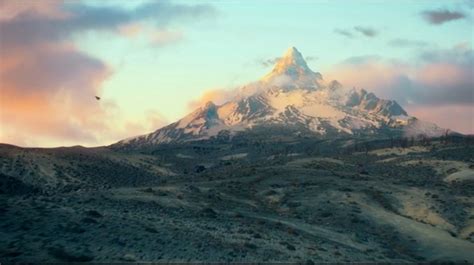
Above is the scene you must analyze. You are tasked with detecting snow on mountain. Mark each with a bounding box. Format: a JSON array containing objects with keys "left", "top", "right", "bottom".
[
  {"left": 115, "top": 47, "right": 447, "bottom": 147},
  {"left": 260, "top": 47, "right": 322, "bottom": 90}
]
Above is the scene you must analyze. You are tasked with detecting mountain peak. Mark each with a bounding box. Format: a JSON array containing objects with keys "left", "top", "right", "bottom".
[
  {"left": 281, "top": 46, "right": 306, "bottom": 65},
  {"left": 113, "top": 47, "right": 436, "bottom": 148},
  {"left": 203, "top": 101, "right": 216, "bottom": 109},
  {"left": 261, "top": 47, "right": 322, "bottom": 89},
  {"left": 274, "top": 46, "right": 310, "bottom": 74}
]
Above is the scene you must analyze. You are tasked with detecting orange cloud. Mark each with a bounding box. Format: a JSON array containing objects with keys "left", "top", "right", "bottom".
[
  {"left": 0, "top": 86, "right": 168, "bottom": 147},
  {"left": 187, "top": 88, "right": 237, "bottom": 110},
  {"left": 1, "top": 92, "right": 99, "bottom": 146}
]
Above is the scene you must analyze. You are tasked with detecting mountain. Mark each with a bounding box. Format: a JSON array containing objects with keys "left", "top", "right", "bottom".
[
  {"left": 2, "top": 49, "right": 472, "bottom": 263},
  {"left": 115, "top": 47, "right": 445, "bottom": 148}
]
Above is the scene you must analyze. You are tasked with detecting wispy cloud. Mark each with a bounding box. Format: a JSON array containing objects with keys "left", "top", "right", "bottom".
[
  {"left": 421, "top": 9, "right": 466, "bottom": 25},
  {"left": 341, "top": 55, "right": 382, "bottom": 64},
  {"left": 187, "top": 88, "right": 238, "bottom": 110},
  {"left": 334, "top": 26, "right": 378, "bottom": 38},
  {"left": 353, "top": 26, "right": 378, "bottom": 37},
  {"left": 388, "top": 38, "right": 428, "bottom": 48},
  {"left": 258, "top": 57, "right": 281, "bottom": 67},
  {"left": 334, "top": 28, "right": 353, "bottom": 38},
  {"left": 258, "top": 55, "right": 317, "bottom": 68}
]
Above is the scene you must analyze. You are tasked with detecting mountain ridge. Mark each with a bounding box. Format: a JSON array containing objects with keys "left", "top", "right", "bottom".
[{"left": 115, "top": 47, "right": 446, "bottom": 148}]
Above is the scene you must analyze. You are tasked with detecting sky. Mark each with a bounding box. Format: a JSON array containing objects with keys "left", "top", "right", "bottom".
[{"left": 0, "top": 0, "right": 472, "bottom": 147}]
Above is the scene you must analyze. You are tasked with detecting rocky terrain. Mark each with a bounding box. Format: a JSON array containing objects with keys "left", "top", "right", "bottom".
[{"left": 1, "top": 134, "right": 474, "bottom": 262}]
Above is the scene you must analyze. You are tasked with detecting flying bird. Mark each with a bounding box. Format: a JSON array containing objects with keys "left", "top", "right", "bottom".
[{"left": 95, "top": 96, "right": 101, "bottom": 100}]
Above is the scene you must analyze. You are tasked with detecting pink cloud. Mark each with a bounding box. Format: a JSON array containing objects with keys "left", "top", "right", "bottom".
[
  {"left": 416, "top": 62, "right": 471, "bottom": 89},
  {"left": 0, "top": 0, "right": 212, "bottom": 147},
  {"left": 324, "top": 59, "right": 410, "bottom": 99},
  {"left": 0, "top": 0, "right": 68, "bottom": 21},
  {"left": 321, "top": 44, "right": 473, "bottom": 134},
  {"left": 187, "top": 88, "right": 237, "bottom": 110},
  {"left": 406, "top": 104, "right": 473, "bottom": 134}
]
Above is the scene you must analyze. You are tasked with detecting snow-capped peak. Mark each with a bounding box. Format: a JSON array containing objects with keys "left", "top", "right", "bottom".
[
  {"left": 114, "top": 47, "right": 448, "bottom": 148},
  {"left": 276, "top": 46, "right": 310, "bottom": 73},
  {"left": 261, "top": 47, "right": 322, "bottom": 90}
]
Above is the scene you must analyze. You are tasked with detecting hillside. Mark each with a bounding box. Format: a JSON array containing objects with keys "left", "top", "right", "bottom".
[{"left": 1, "top": 136, "right": 474, "bottom": 262}]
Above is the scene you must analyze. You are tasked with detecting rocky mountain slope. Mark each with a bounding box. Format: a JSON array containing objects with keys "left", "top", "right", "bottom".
[{"left": 115, "top": 47, "right": 444, "bottom": 149}]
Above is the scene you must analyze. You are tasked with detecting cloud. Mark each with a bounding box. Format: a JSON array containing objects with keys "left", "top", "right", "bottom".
[
  {"left": 0, "top": 85, "right": 169, "bottom": 147},
  {"left": 0, "top": 41, "right": 112, "bottom": 146},
  {"left": 334, "top": 28, "right": 353, "bottom": 38},
  {"left": 341, "top": 55, "right": 382, "bottom": 65},
  {"left": 0, "top": 0, "right": 66, "bottom": 21},
  {"left": 464, "top": 0, "right": 474, "bottom": 9},
  {"left": 0, "top": 0, "right": 215, "bottom": 147},
  {"left": 328, "top": 45, "right": 473, "bottom": 106},
  {"left": 418, "top": 42, "right": 472, "bottom": 63},
  {"left": 187, "top": 88, "right": 238, "bottom": 110},
  {"left": 150, "top": 30, "right": 184, "bottom": 47},
  {"left": 258, "top": 57, "right": 281, "bottom": 67},
  {"left": 421, "top": 9, "right": 466, "bottom": 25},
  {"left": 117, "top": 23, "right": 184, "bottom": 47},
  {"left": 353, "top": 26, "right": 378, "bottom": 37},
  {"left": 186, "top": 76, "right": 293, "bottom": 110},
  {"left": 0, "top": 1, "right": 215, "bottom": 51},
  {"left": 118, "top": 22, "right": 142, "bottom": 37},
  {"left": 325, "top": 44, "right": 473, "bottom": 133},
  {"left": 1, "top": 44, "right": 110, "bottom": 96},
  {"left": 187, "top": 71, "right": 318, "bottom": 111},
  {"left": 388, "top": 38, "right": 428, "bottom": 48},
  {"left": 406, "top": 105, "right": 473, "bottom": 135},
  {"left": 413, "top": 62, "right": 473, "bottom": 105},
  {"left": 258, "top": 56, "right": 316, "bottom": 68},
  {"left": 334, "top": 26, "right": 378, "bottom": 38}
]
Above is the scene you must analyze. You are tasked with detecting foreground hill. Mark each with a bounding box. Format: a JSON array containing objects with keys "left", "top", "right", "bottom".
[
  {"left": 1, "top": 135, "right": 473, "bottom": 262},
  {"left": 0, "top": 144, "right": 175, "bottom": 194}
]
